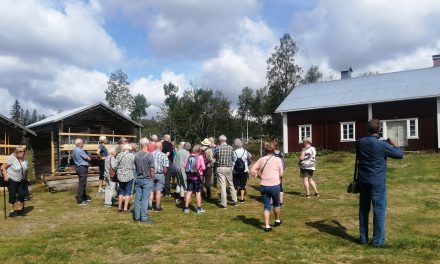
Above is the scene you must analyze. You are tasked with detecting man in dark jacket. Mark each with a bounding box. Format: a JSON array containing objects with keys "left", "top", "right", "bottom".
[{"left": 357, "top": 119, "right": 404, "bottom": 246}]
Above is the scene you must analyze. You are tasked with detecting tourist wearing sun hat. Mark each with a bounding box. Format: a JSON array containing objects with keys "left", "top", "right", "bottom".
[{"left": 201, "top": 138, "right": 216, "bottom": 198}]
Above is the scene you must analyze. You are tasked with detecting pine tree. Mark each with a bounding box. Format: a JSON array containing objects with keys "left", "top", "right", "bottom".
[
  {"left": 31, "top": 109, "right": 38, "bottom": 124},
  {"left": 23, "top": 110, "right": 31, "bottom": 126},
  {"left": 10, "top": 99, "right": 22, "bottom": 123}
]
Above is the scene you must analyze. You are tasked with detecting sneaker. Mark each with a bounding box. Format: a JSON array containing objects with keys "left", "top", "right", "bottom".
[
  {"left": 196, "top": 208, "right": 206, "bottom": 214},
  {"left": 86, "top": 197, "right": 92, "bottom": 202},
  {"left": 232, "top": 202, "right": 238, "bottom": 207},
  {"left": 217, "top": 203, "right": 227, "bottom": 209},
  {"left": 140, "top": 219, "right": 156, "bottom": 224},
  {"left": 239, "top": 199, "right": 246, "bottom": 203},
  {"left": 104, "top": 204, "right": 112, "bottom": 208},
  {"left": 154, "top": 207, "right": 163, "bottom": 212},
  {"left": 264, "top": 227, "right": 273, "bottom": 232},
  {"left": 77, "top": 201, "right": 88, "bottom": 206},
  {"left": 306, "top": 194, "right": 311, "bottom": 199},
  {"left": 183, "top": 208, "right": 190, "bottom": 214},
  {"left": 274, "top": 219, "right": 283, "bottom": 227},
  {"left": 148, "top": 206, "right": 153, "bottom": 211},
  {"left": 315, "top": 192, "right": 320, "bottom": 197},
  {"left": 24, "top": 196, "right": 32, "bottom": 201}
]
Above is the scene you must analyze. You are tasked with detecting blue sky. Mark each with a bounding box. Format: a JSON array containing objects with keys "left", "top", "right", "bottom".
[{"left": 0, "top": 0, "right": 439, "bottom": 117}]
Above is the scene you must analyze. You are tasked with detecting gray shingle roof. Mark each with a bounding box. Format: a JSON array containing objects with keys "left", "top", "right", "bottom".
[
  {"left": 0, "top": 113, "right": 36, "bottom": 136},
  {"left": 276, "top": 66, "right": 440, "bottom": 113},
  {"left": 27, "top": 102, "right": 142, "bottom": 128}
]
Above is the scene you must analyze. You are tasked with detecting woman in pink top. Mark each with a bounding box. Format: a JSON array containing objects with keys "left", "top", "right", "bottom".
[
  {"left": 183, "top": 144, "right": 206, "bottom": 214},
  {"left": 251, "top": 142, "right": 284, "bottom": 232}
]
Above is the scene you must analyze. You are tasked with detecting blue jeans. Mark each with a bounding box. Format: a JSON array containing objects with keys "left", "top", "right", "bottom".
[
  {"left": 134, "top": 178, "right": 153, "bottom": 221},
  {"left": 359, "top": 181, "right": 387, "bottom": 246},
  {"left": 260, "top": 184, "right": 281, "bottom": 211}
]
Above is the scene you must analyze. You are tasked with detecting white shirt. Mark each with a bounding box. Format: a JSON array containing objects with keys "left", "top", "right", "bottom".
[
  {"left": 5, "top": 154, "right": 28, "bottom": 182},
  {"left": 232, "top": 148, "right": 251, "bottom": 173},
  {"left": 300, "top": 146, "right": 316, "bottom": 170}
]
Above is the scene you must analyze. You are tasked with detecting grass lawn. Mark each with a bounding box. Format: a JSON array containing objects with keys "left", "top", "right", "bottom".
[{"left": 1, "top": 153, "right": 439, "bottom": 264}]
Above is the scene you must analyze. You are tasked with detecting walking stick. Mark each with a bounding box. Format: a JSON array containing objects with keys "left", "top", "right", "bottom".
[{"left": 3, "top": 186, "right": 6, "bottom": 219}]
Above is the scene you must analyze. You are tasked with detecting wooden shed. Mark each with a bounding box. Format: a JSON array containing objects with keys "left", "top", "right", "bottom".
[
  {"left": 27, "top": 102, "right": 142, "bottom": 189},
  {"left": 0, "top": 113, "right": 36, "bottom": 164}
]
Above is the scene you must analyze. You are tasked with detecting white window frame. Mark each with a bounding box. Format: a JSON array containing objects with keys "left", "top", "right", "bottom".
[
  {"left": 407, "top": 118, "right": 419, "bottom": 139},
  {"left": 340, "top": 121, "right": 356, "bottom": 142},
  {"left": 379, "top": 118, "right": 419, "bottom": 140},
  {"left": 298, "top": 124, "right": 312, "bottom": 143}
]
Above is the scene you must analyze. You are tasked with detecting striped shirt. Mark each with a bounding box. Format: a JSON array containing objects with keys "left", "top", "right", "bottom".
[
  {"left": 152, "top": 150, "right": 169, "bottom": 174},
  {"left": 214, "top": 143, "right": 233, "bottom": 167}
]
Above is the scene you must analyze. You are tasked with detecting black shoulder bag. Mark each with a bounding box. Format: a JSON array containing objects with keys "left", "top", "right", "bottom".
[{"left": 347, "top": 141, "right": 360, "bottom": 194}]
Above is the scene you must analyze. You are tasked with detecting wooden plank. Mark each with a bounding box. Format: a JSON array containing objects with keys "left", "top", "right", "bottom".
[
  {"left": 0, "top": 144, "right": 21, "bottom": 148},
  {"left": 44, "top": 173, "right": 99, "bottom": 181},
  {"left": 59, "top": 132, "right": 137, "bottom": 138},
  {"left": 59, "top": 143, "right": 118, "bottom": 152},
  {"left": 51, "top": 130, "right": 55, "bottom": 175}
]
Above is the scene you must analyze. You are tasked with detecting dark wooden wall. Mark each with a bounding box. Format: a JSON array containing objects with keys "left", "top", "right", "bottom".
[
  {"left": 287, "top": 104, "right": 368, "bottom": 152},
  {"left": 373, "top": 98, "right": 438, "bottom": 150},
  {"left": 0, "top": 122, "right": 27, "bottom": 156}
]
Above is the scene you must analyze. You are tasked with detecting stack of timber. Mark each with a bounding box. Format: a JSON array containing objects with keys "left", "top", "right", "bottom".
[{"left": 43, "top": 166, "right": 102, "bottom": 192}]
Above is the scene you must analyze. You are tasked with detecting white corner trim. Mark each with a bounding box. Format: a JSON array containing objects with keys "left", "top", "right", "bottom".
[
  {"left": 437, "top": 97, "right": 440, "bottom": 148},
  {"left": 368, "top": 103, "right": 373, "bottom": 120},
  {"left": 282, "top": 113, "right": 288, "bottom": 153}
]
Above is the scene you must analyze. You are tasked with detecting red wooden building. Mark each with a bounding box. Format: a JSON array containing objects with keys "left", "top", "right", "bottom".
[{"left": 276, "top": 56, "right": 440, "bottom": 153}]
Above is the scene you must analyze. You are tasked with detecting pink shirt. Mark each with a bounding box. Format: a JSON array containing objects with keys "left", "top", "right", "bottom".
[
  {"left": 184, "top": 154, "right": 206, "bottom": 179},
  {"left": 251, "top": 155, "right": 284, "bottom": 186},
  {"left": 148, "top": 143, "right": 155, "bottom": 153}
]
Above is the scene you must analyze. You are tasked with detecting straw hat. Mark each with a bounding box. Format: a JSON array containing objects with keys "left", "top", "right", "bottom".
[{"left": 201, "top": 138, "right": 211, "bottom": 146}]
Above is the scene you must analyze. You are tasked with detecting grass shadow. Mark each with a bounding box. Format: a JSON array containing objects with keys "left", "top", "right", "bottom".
[
  {"left": 248, "top": 195, "right": 263, "bottom": 203},
  {"left": 285, "top": 191, "right": 303, "bottom": 196},
  {"left": 249, "top": 185, "right": 260, "bottom": 192},
  {"left": 24, "top": 206, "right": 34, "bottom": 214},
  {"left": 306, "top": 219, "right": 358, "bottom": 244},
  {"left": 233, "top": 215, "right": 262, "bottom": 230}
]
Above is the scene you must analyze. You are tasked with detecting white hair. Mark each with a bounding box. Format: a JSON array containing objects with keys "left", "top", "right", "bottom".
[
  {"left": 150, "top": 134, "right": 158, "bottom": 141},
  {"left": 234, "top": 138, "right": 243, "bottom": 148},
  {"left": 303, "top": 137, "right": 312, "bottom": 143},
  {"left": 108, "top": 147, "right": 116, "bottom": 154},
  {"left": 178, "top": 142, "right": 185, "bottom": 150},
  {"left": 99, "top": 136, "right": 107, "bottom": 143},
  {"left": 164, "top": 134, "right": 171, "bottom": 141},
  {"left": 219, "top": 135, "right": 227, "bottom": 142},
  {"left": 139, "top": 137, "right": 149, "bottom": 147},
  {"left": 122, "top": 143, "right": 132, "bottom": 151},
  {"left": 74, "top": 138, "right": 83, "bottom": 146}
]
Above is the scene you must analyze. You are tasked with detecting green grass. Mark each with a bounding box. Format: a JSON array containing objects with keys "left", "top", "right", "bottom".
[{"left": 1, "top": 153, "right": 440, "bottom": 263}]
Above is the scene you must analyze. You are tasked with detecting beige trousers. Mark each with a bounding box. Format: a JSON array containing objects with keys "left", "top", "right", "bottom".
[{"left": 217, "top": 167, "right": 237, "bottom": 207}]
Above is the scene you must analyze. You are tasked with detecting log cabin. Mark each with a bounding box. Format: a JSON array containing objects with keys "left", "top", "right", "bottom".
[
  {"left": 27, "top": 102, "right": 142, "bottom": 183},
  {"left": 0, "top": 113, "right": 36, "bottom": 164},
  {"left": 276, "top": 55, "right": 440, "bottom": 153}
]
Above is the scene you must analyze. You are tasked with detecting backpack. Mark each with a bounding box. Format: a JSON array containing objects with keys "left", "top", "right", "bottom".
[
  {"left": 274, "top": 150, "right": 285, "bottom": 169},
  {"left": 185, "top": 154, "right": 199, "bottom": 175},
  {"left": 233, "top": 151, "right": 246, "bottom": 173}
]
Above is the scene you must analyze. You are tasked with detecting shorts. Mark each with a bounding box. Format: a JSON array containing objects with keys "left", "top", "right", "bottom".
[
  {"left": 153, "top": 174, "right": 165, "bottom": 192},
  {"left": 187, "top": 178, "right": 203, "bottom": 193},
  {"left": 233, "top": 172, "right": 248, "bottom": 190},
  {"left": 300, "top": 169, "right": 314, "bottom": 178},
  {"left": 261, "top": 184, "right": 281, "bottom": 211},
  {"left": 118, "top": 180, "right": 133, "bottom": 196}
]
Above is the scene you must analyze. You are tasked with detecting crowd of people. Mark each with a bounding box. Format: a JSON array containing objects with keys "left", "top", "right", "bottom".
[
  {"left": 1, "top": 119, "right": 404, "bottom": 244},
  {"left": 70, "top": 133, "right": 289, "bottom": 230}
]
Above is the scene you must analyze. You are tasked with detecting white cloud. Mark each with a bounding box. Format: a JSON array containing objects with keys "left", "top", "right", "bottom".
[
  {"left": 292, "top": 0, "right": 440, "bottom": 74},
  {"left": 199, "top": 17, "right": 277, "bottom": 102},
  {"left": 130, "top": 70, "right": 189, "bottom": 117},
  {"left": 0, "top": 0, "right": 123, "bottom": 116},
  {"left": 99, "top": 0, "right": 259, "bottom": 59}
]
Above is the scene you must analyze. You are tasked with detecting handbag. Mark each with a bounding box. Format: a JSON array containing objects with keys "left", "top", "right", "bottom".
[
  {"left": 347, "top": 141, "right": 360, "bottom": 194},
  {"left": 0, "top": 169, "right": 6, "bottom": 187}
]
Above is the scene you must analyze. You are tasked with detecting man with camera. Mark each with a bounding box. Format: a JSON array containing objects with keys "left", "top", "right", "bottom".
[{"left": 357, "top": 119, "right": 404, "bottom": 247}]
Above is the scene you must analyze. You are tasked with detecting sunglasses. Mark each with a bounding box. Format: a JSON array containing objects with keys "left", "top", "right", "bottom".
[{"left": 17, "top": 151, "right": 25, "bottom": 153}]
